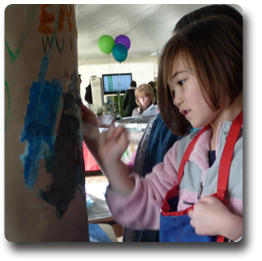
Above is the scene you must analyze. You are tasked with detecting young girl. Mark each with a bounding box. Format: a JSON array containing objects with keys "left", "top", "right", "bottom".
[{"left": 82, "top": 14, "right": 243, "bottom": 242}]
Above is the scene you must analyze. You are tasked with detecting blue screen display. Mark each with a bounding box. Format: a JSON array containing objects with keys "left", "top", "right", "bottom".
[{"left": 102, "top": 73, "right": 132, "bottom": 94}]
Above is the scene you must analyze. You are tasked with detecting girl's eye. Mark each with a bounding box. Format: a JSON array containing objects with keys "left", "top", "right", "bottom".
[{"left": 177, "top": 79, "right": 186, "bottom": 86}]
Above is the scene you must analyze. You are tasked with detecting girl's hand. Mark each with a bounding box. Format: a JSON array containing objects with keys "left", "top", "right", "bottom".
[
  {"left": 188, "top": 196, "right": 243, "bottom": 241},
  {"left": 81, "top": 103, "right": 134, "bottom": 194},
  {"left": 81, "top": 103, "right": 100, "bottom": 143},
  {"left": 188, "top": 196, "right": 228, "bottom": 236},
  {"left": 99, "top": 124, "right": 129, "bottom": 163},
  {"left": 81, "top": 103, "right": 128, "bottom": 162},
  {"left": 99, "top": 124, "right": 133, "bottom": 193}
]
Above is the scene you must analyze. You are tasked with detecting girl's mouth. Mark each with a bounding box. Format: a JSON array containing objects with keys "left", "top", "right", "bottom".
[{"left": 179, "top": 109, "right": 191, "bottom": 117}]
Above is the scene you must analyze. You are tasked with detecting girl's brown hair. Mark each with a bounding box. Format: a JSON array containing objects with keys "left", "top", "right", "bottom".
[
  {"left": 157, "top": 15, "right": 242, "bottom": 136},
  {"left": 135, "top": 84, "right": 156, "bottom": 108}
]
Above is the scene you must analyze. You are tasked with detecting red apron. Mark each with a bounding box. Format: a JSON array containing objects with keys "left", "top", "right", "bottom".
[{"left": 160, "top": 111, "right": 243, "bottom": 242}]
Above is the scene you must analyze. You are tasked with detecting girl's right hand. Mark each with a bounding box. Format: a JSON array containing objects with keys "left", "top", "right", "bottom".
[
  {"left": 81, "top": 103, "right": 128, "bottom": 170},
  {"left": 81, "top": 103, "right": 99, "bottom": 139},
  {"left": 99, "top": 124, "right": 134, "bottom": 194},
  {"left": 99, "top": 124, "right": 129, "bottom": 164},
  {"left": 81, "top": 103, "right": 101, "bottom": 160},
  {"left": 82, "top": 103, "right": 133, "bottom": 193}
]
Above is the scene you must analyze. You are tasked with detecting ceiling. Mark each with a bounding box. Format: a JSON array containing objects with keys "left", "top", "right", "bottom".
[
  {"left": 75, "top": 4, "right": 229, "bottom": 63},
  {"left": 75, "top": 4, "right": 242, "bottom": 65}
]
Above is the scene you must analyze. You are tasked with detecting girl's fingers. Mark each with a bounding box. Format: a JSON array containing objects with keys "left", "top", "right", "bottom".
[
  {"left": 81, "top": 103, "right": 90, "bottom": 117},
  {"left": 112, "top": 125, "right": 126, "bottom": 140},
  {"left": 81, "top": 103, "right": 96, "bottom": 121},
  {"left": 104, "top": 125, "right": 126, "bottom": 141},
  {"left": 105, "top": 124, "right": 116, "bottom": 140},
  {"left": 100, "top": 125, "right": 116, "bottom": 144}
]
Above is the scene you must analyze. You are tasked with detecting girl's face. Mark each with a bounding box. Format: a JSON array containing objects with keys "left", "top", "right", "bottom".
[
  {"left": 138, "top": 94, "right": 151, "bottom": 109},
  {"left": 168, "top": 55, "right": 225, "bottom": 130}
]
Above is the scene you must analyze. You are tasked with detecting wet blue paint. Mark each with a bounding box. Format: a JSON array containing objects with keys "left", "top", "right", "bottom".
[{"left": 19, "top": 55, "right": 62, "bottom": 188}]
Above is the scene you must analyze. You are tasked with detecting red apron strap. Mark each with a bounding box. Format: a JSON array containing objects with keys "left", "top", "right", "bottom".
[
  {"left": 177, "top": 125, "right": 211, "bottom": 185},
  {"left": 175, "top": 111, "right": 242, "bottom": 243},
  {"left": 217, "top": 111, "right": 243, "bottom": 197}
]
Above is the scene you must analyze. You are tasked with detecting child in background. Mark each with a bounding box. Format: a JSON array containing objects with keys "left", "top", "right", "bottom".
[{"left": 82, "top": 11, "right": 243, "bottom": 242}]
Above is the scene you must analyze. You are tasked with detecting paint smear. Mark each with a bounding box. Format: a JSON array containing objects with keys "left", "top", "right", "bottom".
[
  {"left": 5, "top": 5, "right": 37, "bottom": 63},
  {"left": 19, "top": 55, "right": 62, "bottom": 189},
  {"left": 5, "top": 81, "right": 11, "bottom": 130},
  {"left": 38, "top": 71, "right": 85, "bottom": 219}
]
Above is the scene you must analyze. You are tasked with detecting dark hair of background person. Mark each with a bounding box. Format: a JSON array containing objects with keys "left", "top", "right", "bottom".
[
  {"left": 148, "top": 81, "right": 156, "bottom": 89},
  {"left": 148, "top": 81, "right": 157, "bottom": 104},
  {"left": 130, "top": 81, "right": 137, "bottom": 87},
  {"left": 174, "top": 4, "right": 242, "bottom": 32}
]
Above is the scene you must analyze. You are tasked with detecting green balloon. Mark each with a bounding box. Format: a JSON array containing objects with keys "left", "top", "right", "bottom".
[{"left": 98, "top": 35, "right": 115, "bottom": 55}]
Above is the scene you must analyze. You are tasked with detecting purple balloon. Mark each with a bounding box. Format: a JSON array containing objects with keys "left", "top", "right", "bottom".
[{"left": 115, "top": 35, "right": 131, "bottom": 50}]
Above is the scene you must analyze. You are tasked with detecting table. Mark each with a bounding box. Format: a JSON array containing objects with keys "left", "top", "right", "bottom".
[{"left": 85, "top": 176, "right": 123, "bottom": 239}]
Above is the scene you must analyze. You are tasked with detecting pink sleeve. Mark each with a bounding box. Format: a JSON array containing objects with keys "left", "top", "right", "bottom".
[{"left": 105, "top": 142, "right": 179, "bottom": 230}]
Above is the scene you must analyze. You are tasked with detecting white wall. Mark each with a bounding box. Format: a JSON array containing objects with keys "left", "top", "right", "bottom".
[{"left": 78, "top": 55, "right": 159, "bottom": 104}]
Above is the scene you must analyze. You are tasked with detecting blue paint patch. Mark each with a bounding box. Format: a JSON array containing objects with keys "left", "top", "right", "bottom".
[{"left": 20, "top": 77, "right": 62, "bottom": 189}]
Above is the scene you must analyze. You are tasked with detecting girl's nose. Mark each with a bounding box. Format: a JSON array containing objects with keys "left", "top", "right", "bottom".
[
  {"left": 173, "top": 89, "right": 183, "bottom": 108},
  {"left": 173, "top": 96, "right": 181, "bottom": 107}
]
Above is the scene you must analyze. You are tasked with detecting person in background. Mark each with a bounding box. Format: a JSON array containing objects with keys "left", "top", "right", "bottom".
[
  {"left": 81, "top": 8, "right": 243, "bottom": 242},
  {"left": 148, "top": 81, "right": 157, "bottom": 104},
  {"left": 173, "top": 4, "right": 242, "bottom": 32},
  {"left": 85, "top": 75, "right": 96, "bottom": 105},
  {"left": 122, "top": 80, "right": 137, "bottom": 117},
  {"left": 78, "top": 74, "right": 83, "bottom": 90},
  {"left": 78, "top": 74, "right": 82, "bottom": 83},
  {"left": 132, "top": 84, "right": 156, "bottom": 116}
]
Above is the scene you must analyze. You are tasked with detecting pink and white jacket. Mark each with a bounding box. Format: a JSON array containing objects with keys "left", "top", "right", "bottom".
[{"left": 106, "top": 121, "right": 243, "bottom": 230}]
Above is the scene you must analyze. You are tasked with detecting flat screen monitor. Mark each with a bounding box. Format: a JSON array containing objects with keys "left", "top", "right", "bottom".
[{"left": 102, "top": 73, "right": 132, "bottom": 94}]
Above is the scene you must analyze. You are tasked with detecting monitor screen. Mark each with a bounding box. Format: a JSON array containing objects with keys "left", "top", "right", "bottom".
[{"left": 102, "top": 73, "right": 132, "bottom": 94}]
